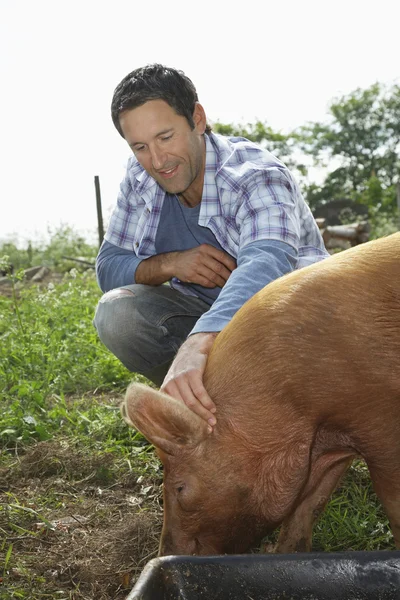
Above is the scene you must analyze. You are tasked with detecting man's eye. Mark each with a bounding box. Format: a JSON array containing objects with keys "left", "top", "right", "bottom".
[
  {"left": 161, "top": 135, "right": 172, "bottom": 142},
  {"left": 134, "top": 146, "right": 145, "bottom": 152}
]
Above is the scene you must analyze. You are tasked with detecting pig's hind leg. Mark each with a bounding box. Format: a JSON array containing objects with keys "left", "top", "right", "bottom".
[{"left": 275, "top": 453, "right": 353, "bottom": 553}]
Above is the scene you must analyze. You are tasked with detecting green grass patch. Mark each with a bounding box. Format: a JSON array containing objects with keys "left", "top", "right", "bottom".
[
  {"left": 314, "top": 461, "right": 392, "bottom": 551},
  {"left": 0, "top": 270, "right": 148, "bottom": 448}
]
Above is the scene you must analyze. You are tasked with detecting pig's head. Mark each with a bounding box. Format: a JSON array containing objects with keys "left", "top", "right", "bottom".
[{"left": 121, "top": 382, "right": 269, "bottom": 556}]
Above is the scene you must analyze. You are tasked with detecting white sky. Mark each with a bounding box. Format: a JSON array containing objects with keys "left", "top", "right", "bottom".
[{"left": 1, "top": 0, "right": 399, "bottom": 246}]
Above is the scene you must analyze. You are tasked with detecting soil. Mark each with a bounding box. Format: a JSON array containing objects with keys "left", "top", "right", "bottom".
[{"left": 1, "top": 436, "right": 163, "bottom": 599}]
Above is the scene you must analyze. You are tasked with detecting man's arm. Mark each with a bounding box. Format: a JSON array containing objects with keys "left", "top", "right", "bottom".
[
  {"left": 96, "top": 239, "right": 236, "bottom": 292},
  {"left": 161, "top": 239, "right": 298, "bottom": 426},
  {"left": 135, "top": 244, "right": 236, "bottom": 288},
  {"left": 189, "top": 239, "right": 298, "bottom": 334},
  {"left": 96, "top": 240, "right": 143, "bottom": 293}
]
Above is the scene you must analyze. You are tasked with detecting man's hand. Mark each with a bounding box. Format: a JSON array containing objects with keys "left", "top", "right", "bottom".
[
  {"left": 160, "top": 332, "right": 218, "bottom": 428},
  {"left": 173, "top": 245, "right": 236, "bottom": 288},
  {"left": 135, "top": 244, "right": 236, "bottom": 287}
]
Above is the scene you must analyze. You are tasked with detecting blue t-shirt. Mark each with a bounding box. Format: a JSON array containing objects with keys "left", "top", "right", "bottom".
[{"left": 155, "top": 194, "right": 231, "bottom": 305}]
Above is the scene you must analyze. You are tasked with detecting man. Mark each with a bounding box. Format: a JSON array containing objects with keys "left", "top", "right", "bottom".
[{"left": 94, "top": 64, "right": 329, "bottom": 428}]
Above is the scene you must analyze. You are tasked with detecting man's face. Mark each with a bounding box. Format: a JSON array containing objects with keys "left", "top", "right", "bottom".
[{"left": 119, "top": 99, "right": 206, "bottom": 202}]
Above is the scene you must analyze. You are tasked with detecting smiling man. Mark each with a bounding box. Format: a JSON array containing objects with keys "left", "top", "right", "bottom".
[{"left": 94, "top": 64, "right": 329, "bottom": 427}]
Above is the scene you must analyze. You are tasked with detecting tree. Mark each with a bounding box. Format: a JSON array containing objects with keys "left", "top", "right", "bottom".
[
  {"left": 298, "top": 83, "right": 400, "bottom": 210},
  {"left": 212, "top": 120, "right": 308, "bottom": 179}
]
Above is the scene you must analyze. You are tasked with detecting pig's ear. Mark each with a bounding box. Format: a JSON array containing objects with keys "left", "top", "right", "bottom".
[{"left": 121, "top": 382, "right": 210, "bottom": 455}]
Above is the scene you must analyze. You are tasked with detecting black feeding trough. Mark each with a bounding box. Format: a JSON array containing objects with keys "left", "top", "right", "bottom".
[{"left": 127, "top": 551, "right": 400, "bottom": 599}]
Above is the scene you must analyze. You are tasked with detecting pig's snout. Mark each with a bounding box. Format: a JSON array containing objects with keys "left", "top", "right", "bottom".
[{"left": 159, "top": 532, "right": 199, "bottom": 556}]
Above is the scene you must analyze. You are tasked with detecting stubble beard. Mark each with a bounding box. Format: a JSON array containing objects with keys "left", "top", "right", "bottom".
[
  {"left": 155, "top": 139, "right": 205, "bottom": 199},
  {"left": 156, "top": 163, "right": 194, "bottom": 196}
]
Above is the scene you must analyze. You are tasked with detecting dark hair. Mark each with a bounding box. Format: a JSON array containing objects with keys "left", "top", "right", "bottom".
[{"left": 111, "top": 63, "right": 212, "bottom": 138}]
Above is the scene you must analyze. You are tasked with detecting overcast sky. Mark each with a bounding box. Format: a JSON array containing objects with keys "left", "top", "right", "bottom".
[{"left": 1, "top": 0, "right": 399, "bottom": 246}]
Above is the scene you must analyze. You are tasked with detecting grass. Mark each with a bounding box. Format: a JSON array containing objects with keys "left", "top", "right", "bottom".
[
  {"left": 0, "top": 268, "right": 138, "bottom": 446},
  {"left": 0, "top": 251, "right": 396, "bottom": 599},
  {"left": 313, "top": 461, "right": 392, "bottom": 552}
]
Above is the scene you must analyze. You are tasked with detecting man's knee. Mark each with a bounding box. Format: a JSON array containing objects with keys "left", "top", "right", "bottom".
[
  {"left": 93, "top": 287, "right": 151, "bottom": 369},
  {"left": 93, "top": 285, "right": 193, "bottom": 375},
  {"left": 98, "top": 288, "right": 136, "bottom": 303},
  {"left": 94, "top": 287, "right": 137, "bottom": 342}
]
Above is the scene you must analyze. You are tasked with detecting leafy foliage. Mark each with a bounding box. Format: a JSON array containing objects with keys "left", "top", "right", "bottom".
[
  {"left": 301, "top": 83, "right": 400, "bottom": 190},
  {"left": 0, "top": 225, "right": 98, "bottom": 271},
  {"left": 297, "top": 83, "right": 400, "bottom": 218}
]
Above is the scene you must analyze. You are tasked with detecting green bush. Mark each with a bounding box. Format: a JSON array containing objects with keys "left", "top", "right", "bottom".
[
  {"left": 368, "top": 209, "right": 399, "bottom": 240},
  {"left": 0, "top": 225, "right": 98, "bottom": 272}
]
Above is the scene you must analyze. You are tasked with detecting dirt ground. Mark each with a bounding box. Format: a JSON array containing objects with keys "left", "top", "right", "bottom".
[{"left": 1, "top": 437, "right": 163, "bottom": 599}]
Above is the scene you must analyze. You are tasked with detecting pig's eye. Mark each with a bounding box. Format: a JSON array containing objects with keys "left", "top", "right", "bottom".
[{"left": 177, "top": 484, "right": 185, "bottom": 493}]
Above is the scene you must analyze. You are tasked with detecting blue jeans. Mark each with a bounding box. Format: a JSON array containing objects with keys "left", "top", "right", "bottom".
[{"left": 93, "top": 284, "right": 210, "bottom": 386}]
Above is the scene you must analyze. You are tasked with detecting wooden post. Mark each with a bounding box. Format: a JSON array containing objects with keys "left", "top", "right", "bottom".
[{"left": 94, "top": 175, "right": 104, "bottom": 247}]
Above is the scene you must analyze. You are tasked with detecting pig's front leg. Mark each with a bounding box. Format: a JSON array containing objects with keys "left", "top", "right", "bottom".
[{"left": 275, "top": 455, "right": 353, "bottom": 553}]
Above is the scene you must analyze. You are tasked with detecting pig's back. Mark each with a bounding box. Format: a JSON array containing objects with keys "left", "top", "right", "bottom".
[{"left": 204, "top": 233, "right": 400, "bottom": 447}]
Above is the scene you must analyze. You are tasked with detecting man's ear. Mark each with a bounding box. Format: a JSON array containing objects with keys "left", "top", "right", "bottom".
[
  {"left": 193, "top": 102, "right": 207, "bottom": 135},
  {"left": 121, "top": 382, "right": 210, "bottom": 455}
]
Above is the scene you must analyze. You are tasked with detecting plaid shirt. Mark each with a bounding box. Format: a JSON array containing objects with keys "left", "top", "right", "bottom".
[{"left": 105, "top": 133, "right": 328, "bottom": 267}]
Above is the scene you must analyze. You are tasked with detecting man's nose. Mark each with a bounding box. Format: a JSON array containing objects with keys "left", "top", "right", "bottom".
[{"left": 150, "top": 146, "right": 167, "bottom": 170}]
